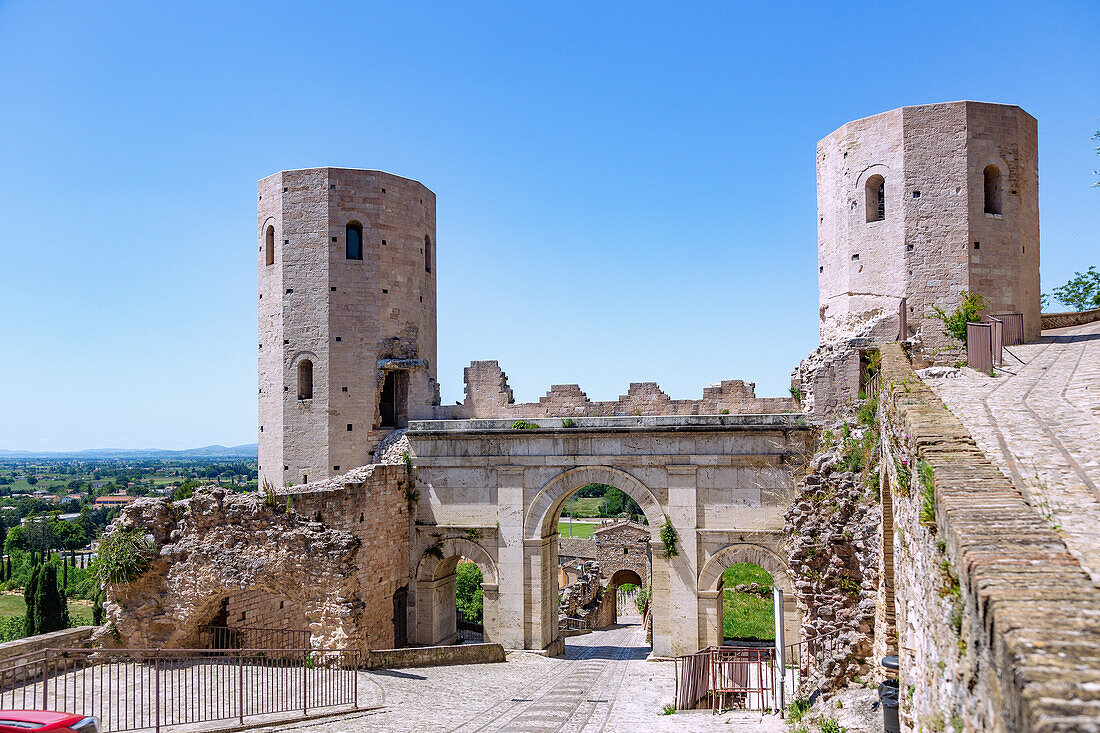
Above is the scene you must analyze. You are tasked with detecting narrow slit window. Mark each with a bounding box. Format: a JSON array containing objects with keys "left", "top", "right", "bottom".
[
  {"left": 865, "top": 174, "right": 885, "bottom": 222},
  {"left": 297, "top": 360, "right": 313, "bottom": 400},
  {"left": 984, "top": 165, "right": 1002, "bottom": 215},
  {"left": 265, "top": 226, "right": 275, "bottom": 266},
  {"left": 346, "top": 222, "right": 363, "bottom": 260},
  {"left": 424, "top": 235, "right": 432, "bottom": 273}
]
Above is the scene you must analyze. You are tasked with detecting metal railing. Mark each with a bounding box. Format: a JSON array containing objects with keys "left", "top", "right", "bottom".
[
  {"left": 558, "top": 616, "right": 589, "bottom": 632},
  {"left": 967, "top": 320, "right": 1003, "bottom": 372},
  {"left": 456, "top": 611, "right": 483, "bottom": 643},
  {"left": 198, "top": 625, "right": 311, "bottom": 650},
  {"left": 784, "top": 628, "right": 841, "bottom": 678},
  {"left": 0, "top": 647, "right": 364, "bottom": 733},
  {"left": 674, "top": 645, "right": 780, "bottom": 714}
]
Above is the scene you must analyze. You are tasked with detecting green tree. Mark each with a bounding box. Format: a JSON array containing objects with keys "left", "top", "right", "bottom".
[
  {"left": 455, "top": 562, "right": 483, "bottom": 623},
  {"left": 33, "top": 564, "right": 67, "bottom": 634},
  {"left": 599, "top": 487, "right": 643, "bottom": 517},
  {"left": 23, "top": 565, "right": 41, "bottom": 635},
  {"left": 1052, "top": 266, "right": 1100, "bottom": 311}
]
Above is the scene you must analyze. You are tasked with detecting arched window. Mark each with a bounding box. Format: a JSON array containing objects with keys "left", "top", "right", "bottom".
[
  {"left": 424, "top": 235, "right": 432, "bottom": 273},
  {"left": 865, "top": 174, "right": 885, "bottom": 222},
  {"left": 265, "top": 226, "right": 275, "bottom": 266},
  {"left": 346, "top": 222, "right": 363, "bottom": 260},
  {"left": 984, "top": 165, "right": 1002, "bottom": 215},
  {"left": 297, "top": 360, "right": 313, "bottom": 400}
]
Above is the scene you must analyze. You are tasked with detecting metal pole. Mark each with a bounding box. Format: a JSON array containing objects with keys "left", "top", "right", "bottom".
[
  {"left": 237, "top": 653, "right": 244, "bottom": 726},
  {"left": 302, "top": 651, "right": 308, "bottom": 715},
  {"left": 353, "top": 652, "right": 358, "bottom": 709},
  {"left": 41, "top": 650, "right": 49, "bottom": 711},
  {"left": 154, "top": 654, "right": 161, "bottom": 733}
]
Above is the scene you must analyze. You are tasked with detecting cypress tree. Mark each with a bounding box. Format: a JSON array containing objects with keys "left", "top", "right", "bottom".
[
  {"left": 5, "top": 556, "right": 10, "bottom": 580},
  {"left": 34, "top": 564, "right": 66, "bottom": 634},
  {"left": 24, "top": 565, "right": 40, "bottom": 636},
  {"left": 62, "top": 560, "right": 68, "bottom": 592},
  {"left": 92, "top": 588, "right": 104, "bottom": 626}
]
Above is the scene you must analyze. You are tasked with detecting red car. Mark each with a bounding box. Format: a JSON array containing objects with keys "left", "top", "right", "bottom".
[{"left": 0, "top": 712, "right": 99, "bottom": 732}]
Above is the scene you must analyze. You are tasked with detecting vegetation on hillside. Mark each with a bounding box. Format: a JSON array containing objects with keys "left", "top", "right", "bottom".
[{"left": 722, "top": 563, "right": 775, "bottom": 641}]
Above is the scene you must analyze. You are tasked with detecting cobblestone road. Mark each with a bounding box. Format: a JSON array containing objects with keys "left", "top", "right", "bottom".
[
  {"left": 923, "top": 319, "right": 1100, "bottom": 585},
  {"left": 258, "top": 620, "right": 784, "bottom": 732}
]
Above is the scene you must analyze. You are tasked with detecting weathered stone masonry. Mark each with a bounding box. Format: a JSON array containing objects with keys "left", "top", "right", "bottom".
[{"left": 879, "top": 344, "right": 1100, "bottom": 732}]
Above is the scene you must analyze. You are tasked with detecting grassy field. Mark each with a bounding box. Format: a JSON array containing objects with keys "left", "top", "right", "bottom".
[
  {"left": 558, "top": 520, "right": 599, "bottom": 538},
  {"left": 561, "top": 497, "right": 604, "bottom": 518},
  {"left": 0, "top": 592, "right": 93, "bottom": 620},
  {"left": 722, "top": 563, "right": 775, "bottom": 641}
]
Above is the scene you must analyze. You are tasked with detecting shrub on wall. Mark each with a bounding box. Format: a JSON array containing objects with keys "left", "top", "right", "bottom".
[
  {"left": 93, "top": 527, "right": 156, "bottom": 585},
  {"left": 659, "top": 517, "right": 679, "bottom": 559},
  {"left": 931, "top": 291, "right": 989, "bottom": 345}
]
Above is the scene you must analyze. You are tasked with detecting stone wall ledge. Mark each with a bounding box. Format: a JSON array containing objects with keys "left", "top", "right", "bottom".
[
  {"left": 409, "top": 414, "right": 810, "bottom": 433},
  {"left": 363, "top": 642, "right": 505, "bottom": 670},
  {"left": 881, "top": 343, "right": 1100, "bottom": 730},
  {"left": 1041, "top": 308, "right": 1100, "bottom": 330}
]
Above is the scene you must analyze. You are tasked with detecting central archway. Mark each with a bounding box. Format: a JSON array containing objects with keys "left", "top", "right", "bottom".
[{"left": 524, "top": 466, "right": 664, "bottom": 652}]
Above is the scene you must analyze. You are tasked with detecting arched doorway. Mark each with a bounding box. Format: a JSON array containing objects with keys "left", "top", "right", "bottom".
[
  {"left": 606, "top": 568, "right": 645, "bottom": 626},
  {"left": 525, "top": 466, "right": 663, "bottom": 652},
  {"left": 698, "top": 544, "right": 800, "bottom": 649},
  {"left": 414, "top": 537, "right": 498, "bottom": 646}
]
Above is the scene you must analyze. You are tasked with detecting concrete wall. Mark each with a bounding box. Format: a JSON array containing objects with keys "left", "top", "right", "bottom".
[
  {"left": 879, "top": 344, "right": 1100, "bottom": 731},
  {"left": 259, "top": 168, "right": 438, "bottom": 487}
]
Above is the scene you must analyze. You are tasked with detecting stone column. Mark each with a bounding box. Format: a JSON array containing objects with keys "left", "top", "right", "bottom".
[
  {"left": 494, "top": 466, "right": 526, "bottom": 649},
  {"left": 698, "top": 589, "right": 722, "bottom": 648},
  {"left": 667, "top": 464, "right": 700, "bottom": 656},
  {"left": 480, "top": 582, "right": 499, "bottom": 644},
  {"left": 649, "top": 540, "right": 670, "bottom": 656},
  {"left": 524, "top": 535, "right": 556, "bottom": 650}
]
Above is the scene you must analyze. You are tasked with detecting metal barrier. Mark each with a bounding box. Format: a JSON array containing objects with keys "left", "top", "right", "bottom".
[
  {"left": 784, "top": 628, "right": 841, "bottom": 678},
  {"left": 673, "top": 646, "right": 780, "bottom": 713},
  {"left": 992, "top": 312, "right": 1024, "bottom": 345},
  {"left": 456, "top": 610, "right": 483, "bottom": 643},
  {"left": 199, "top": 625, "right": 311, "bottom": 650},
  {"left": 0, "top": 647, "right": 362, "bottom": 732},
  {"left": 966, "top": 321, "right": 1003, "bottom": 372},
  {"left": 558, "top": 616, "right": 589, "bottom": 632}
]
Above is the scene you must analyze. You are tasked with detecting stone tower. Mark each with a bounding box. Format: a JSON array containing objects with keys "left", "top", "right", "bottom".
[
  {"left": 816, "top": 101, "right": 1040, "bottom": 351},
  {"left": 258, "top": 168, "right": 438, "bottom": 487}
]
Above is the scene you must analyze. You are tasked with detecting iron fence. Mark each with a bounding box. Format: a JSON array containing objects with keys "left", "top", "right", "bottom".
[
  {"left": 784, "top": 628, "right": 841, "bottom": 679},
  {"left": 674, "top": 645, "right": 782, "bottom": 714},
  {"left": 0, "top": 647, "right": 363, "bottom": 733},
  {"left": 967, "top": 321, "right": 1003, "bottom": 373},
  {"left": 198, "top": 625, "right": 311, "bottom": 650},
  {"left": 456, "top": 610, "right": 483, "bottom": 643}
]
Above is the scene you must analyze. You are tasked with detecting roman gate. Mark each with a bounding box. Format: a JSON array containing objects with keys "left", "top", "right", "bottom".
[{"left": 406, "top": 414, "right": 812, "bottom": 657}]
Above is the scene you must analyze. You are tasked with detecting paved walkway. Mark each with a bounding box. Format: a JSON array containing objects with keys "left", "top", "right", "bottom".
[
  {"left": 922, "top": 319, "right": 1100, "bottom": 585},
  {"left": 258, "top": 620, "right": 784, "bottom": 732}
]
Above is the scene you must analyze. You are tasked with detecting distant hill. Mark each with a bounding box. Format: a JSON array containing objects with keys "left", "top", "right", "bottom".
[{"left": 0, "top": 444, "right": 259, "bottom": 460}]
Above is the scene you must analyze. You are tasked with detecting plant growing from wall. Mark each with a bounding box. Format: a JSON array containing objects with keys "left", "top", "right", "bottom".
[
  {"left": 93, "top": 526, "right": 156, "bottom": 585},
  {"left": 425, "top": 532, "right": 445, "bottom": 560},
  {"left": 659, "top": 516, "right": 679, "bottom": 559},
  {"left": 918, "top": 459, "right": 936, "bottom": 527},
  {"left": 511, "top": 420, "right": 540, "bottom": 430},
  {"left": 560, "top": 418, "right": 577, "bottom": 428},
  {"left": 463, "top": 527, "right": 483, "bottom": 542},
  {"left": 931, "top": 291, "right": 989, "bottom": 345}
]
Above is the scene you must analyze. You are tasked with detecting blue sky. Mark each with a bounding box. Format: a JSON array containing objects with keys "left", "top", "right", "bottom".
[{"left": 0, "top": 1, "right": 1097, "bottom": 451}]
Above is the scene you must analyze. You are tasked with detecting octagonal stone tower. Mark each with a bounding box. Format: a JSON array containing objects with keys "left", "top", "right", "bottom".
[
  {"left": 258, "top": 168, "right": 438, "bottom": 487},
  {"left": 817, "top": 101, "right": 1040, "bottom": 351}
]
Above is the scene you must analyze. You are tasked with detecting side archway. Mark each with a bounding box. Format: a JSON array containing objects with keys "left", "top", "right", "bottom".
[
  {"left": 524, "top": 465, "right": 663, "bottom": 540},
  {"left": 413, "top": 537, "right": 499, "bottom": 646},
  {"left": 698, "top": 543, "right": 800, "bottom": 648}
]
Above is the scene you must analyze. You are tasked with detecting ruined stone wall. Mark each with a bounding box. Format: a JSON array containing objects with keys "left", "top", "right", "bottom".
[
  {"left": 451, "top": 361, "right": 795, "bottom": 419},
  {"left": 259, "top": 168, "right": 437, "bottom": 487},
  {"left": 223, "top": 588, "right": 308, "bottom": 630},
  {"left": 279, "top": 464, "right": 411, "bottom": 650},
  {"left": 879, "top": 343, "right": 1100, "bottom": 731},
  {"left": 784, "top": 418, "right": 881, "bottom": 694}
]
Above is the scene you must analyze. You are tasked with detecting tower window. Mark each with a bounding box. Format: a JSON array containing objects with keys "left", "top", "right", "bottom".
[
  {"left": 297, "top": 360, "right": 313, "bottom": 400},
  {"left": 865, "top": 174, "right": 885, "bottom": 222},
  {"left": 346, "top": 222, "right": 363, "bottom": 260},
  {"left": 424, "top": 235, "right": 432, "bottom": 273},
  {"left": 265, "top": 226, "right": 275, "bottom": 266},
  {"left": 379, "top": 370, "right": 409, "bottom": 429},
  {"left": 984, "top": 165, "right": 1002, "bottom": 215}
]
